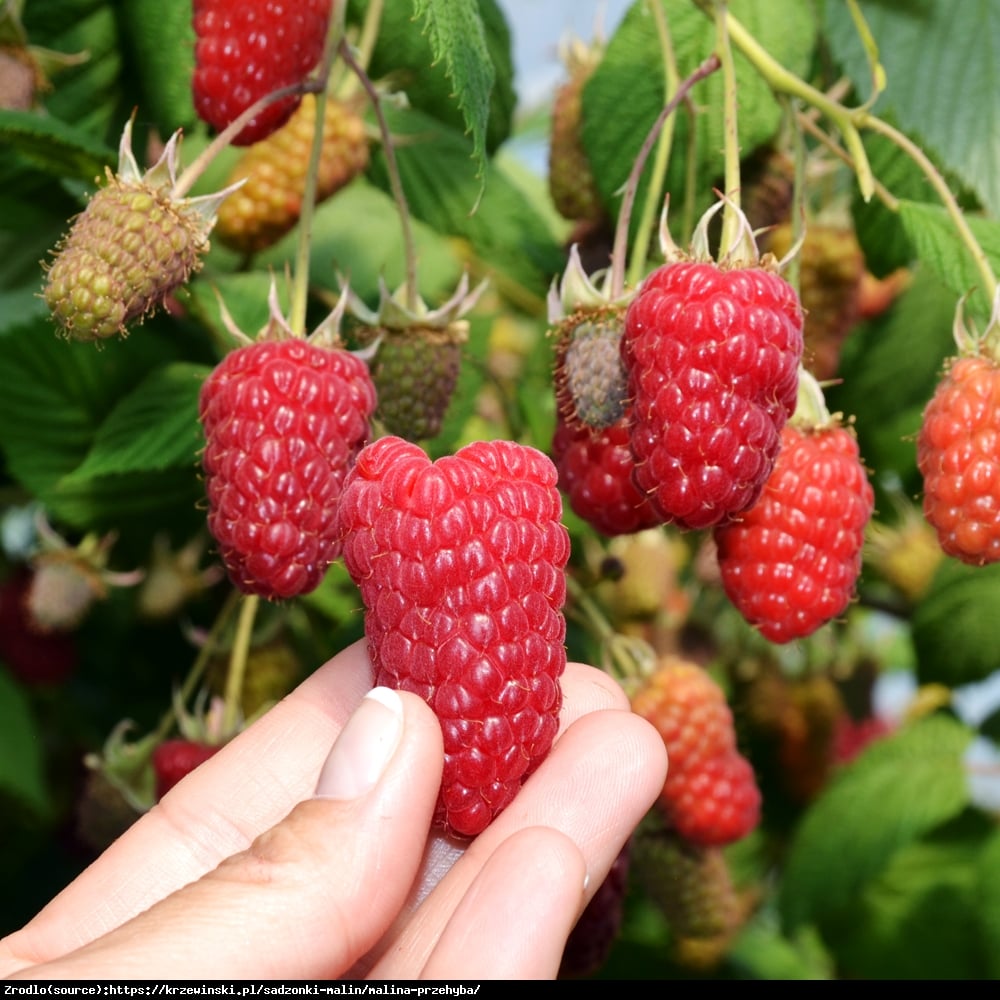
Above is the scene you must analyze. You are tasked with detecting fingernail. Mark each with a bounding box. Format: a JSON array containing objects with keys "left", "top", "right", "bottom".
[{"left": 314, "top": 687, "right": 404, "bottom": 800}]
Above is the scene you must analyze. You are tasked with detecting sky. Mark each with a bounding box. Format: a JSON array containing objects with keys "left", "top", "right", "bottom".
[{"left": 498, "top": 0, "right": 631, "bottom": 111}]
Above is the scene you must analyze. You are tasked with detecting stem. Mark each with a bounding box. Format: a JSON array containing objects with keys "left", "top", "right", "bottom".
[
  {"left": 713, "top": 0, "right": 742, "bottom": 256},
  {"left": 700, "top": 1, "right": 876, "bottom": 203},
  {"left": 173, "top": 81, "right": 320, "bottom": 199},
  {"left": 564, "top": 573, "right": 656, "bottom": 685},
  {"left": 794, "top": 109, "right": 898, "bottom": 210},
  {"left": 151, "top": 587, "right": 242, "bottom": 742},
  {"left": 288, "top": 12, "right": 349, "bottom": 334},
  {"left": 696, "top": 0, "right": 999, "bottom": 302},
  {"left": 626, "top": 0, "right": 680, "bottom": 289},
  {"left": 223, "top": 593, "right": 260, "bottom": 735},
  {"left": 339, "top": 36, "right": 419, "bottom": 311},
  {"left": 609, "top": 54, "right": 721, "bottom": 298}
]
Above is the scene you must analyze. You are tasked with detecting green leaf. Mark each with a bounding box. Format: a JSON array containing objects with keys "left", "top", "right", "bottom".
[
  {"left": 114, "top": 0, "right": 197, "bottom": 135},
  {"left": 412, "top": 0, "right": 494, "bottom": 192},
  {"left": 0, "top": 668, "right": 52, "bottom": 820},
  {"left": 0, "top": 107, "right": 114, "bottom": 180},
  {"left": 830, "top": 816, "right": 995, "bottom": 979},
  {"left": 355, "top": 0, "right": 515, "bottom": 156},
  {"left": 779, "top": 713, "right": 973, "bottom": 932},
  {"left": 824, "top": 267, "right": 955, "bottom": 508},
  {"left": 582, "top": 0, "right": 818, "bottom": 243},
  {"left": 23, "top": 1, "right": 124, "bottom": 144},
  {"left": 826, "top": 0, "right": 1000, "bottom": 217},
  {"left": 0, "top": 316, "right": 184, "bottom": 501},
  {"left": 66, "top": 362, "right": 208, "bottom": 481},
  {"left": 911, "top": 559, "right": 1000, "bottom": 688},
  {"left": 977, "top": 829, "right": 1000, "bottom": 978},
  {"left": 46, "top": 467, "right": 205, "bottom": 537},
  {"left": 898, "top": 200, "right": 1000, "bottom": 322}
]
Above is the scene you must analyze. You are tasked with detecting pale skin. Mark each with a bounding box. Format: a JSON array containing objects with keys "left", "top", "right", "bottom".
[{"left": 0, "top": 640, "right": 667, "bottom": 980}]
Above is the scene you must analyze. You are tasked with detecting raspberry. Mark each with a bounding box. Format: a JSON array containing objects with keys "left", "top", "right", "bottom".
[
  {"left": 559, "top": 839, "right": 632, "bottom": 979},
  {"left": 152, "top": 739, "right": 220, "bottom": 800},
  {"left": 75, "top": 766, "right": 144, "bottom": 855},
  {"left": 622, "top": 259, "right": 803, "bottom": 529},
  {"left": 630, "top": 657, "right": 761, "bottom": 847},
  {"left": 833, "top": 713, "right": 894, "bottom": 765},
  {"left": 0, "top": 568, "right": 78, "bottom": 686},
  {"left": 551, "top": 411, "right": 662, "bottom": 537},
  {"left": 553, "top": 312, "right": 628, "bottom": 430},
  {"left": 336, "top": 435, "right": 570, "bottom": 838},
  {"left": 207, "top": 637, "right": 303, "bottom": 716},
  {"left": 917, "top": 353, "right": 1000, "bottom": 565},
  {"left": 215, "top": 93, "right": 369, "bottom": 256},
  {"left": 199, "top": 333, "right": 376, "bottom": 600},
  {"left": 192, "top": 0, "right": 331, "bottom": 146},
  {"left": 633, "top": 822, "right": 743, "bottom": 971},
  {"left": 714, "top": 420, "right": 874, "bottom": 643},
  {"left": 346, "top": 275, "right": 486, "bottom": 442},
  {"left": 43, "top": 120, "right": 231, "bottom": 342},
  {"left": 548, "top": 36, "right": 606, "bottom": 226}
]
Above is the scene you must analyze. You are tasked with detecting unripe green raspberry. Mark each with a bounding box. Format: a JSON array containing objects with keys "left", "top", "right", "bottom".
[
  {"left": 554, "top": 312, "right": 627, "bottom": 429},
  {"left": 43, "top": 118, "right": 234, "bottom": 342},
  {"left": 345, "top": 273, "right": 486, "bottom": 443}
]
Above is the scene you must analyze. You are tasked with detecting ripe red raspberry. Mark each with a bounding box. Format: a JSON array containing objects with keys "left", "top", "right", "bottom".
[
  {"left": 199, "top": 336, "right": 376, "bottom": 600},
  {"left": 551, "top": 410, "right": 662, "bottom": 537},
  {"left": 336, "top": 435, "right": 570, "bottom": 839},
  {"left": 153, "top": 739, "right": 220, "bottom": 800},
  {"left": 192, "top": 0, "right": 331, "bottom": 146},
  {"left": 917, "top": 354, "right": 1000, "bottom": 565},
  {"left": 630, "top": 657, "right": 761, "bottom": 847},
  {"left": 714, "top": 421, "right": 874, "bottom": 643},
  {"left": 622, "top": 260, "right": 803, "bottom": 529}
]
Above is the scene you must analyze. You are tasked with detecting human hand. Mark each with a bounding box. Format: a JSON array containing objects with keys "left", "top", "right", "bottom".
[{"left": 0, "top": 639, "right": 667, "bottom": 980}]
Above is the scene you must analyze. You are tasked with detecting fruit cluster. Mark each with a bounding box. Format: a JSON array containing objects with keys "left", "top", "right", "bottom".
[{"left": 16, "top": 0, "right": 1000, "bottom": 982}]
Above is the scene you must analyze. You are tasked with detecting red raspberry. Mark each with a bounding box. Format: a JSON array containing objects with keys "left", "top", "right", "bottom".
[
  {"left": 917, "top": 354, "right": 1000, "bottom": 565},
  {"left": 551, "top": 411, "right": 662, "bottom": 537},
  {"left": 833, "top": 714, "right": 894, "bottom": 765},
  {"left": 0, "top": 568, "right": 78, "bottom": 686},
  {"left": 192, "top": 0, "right": 331, "bottom": 146},
  {"left": 153, "top": 739, "right": 220, "bottom": 800},
  {"left": 622, "top": 260, "right": 803, "bottom": 529},
  {"left": 336, "top": 436, "right": 570, "bottom": 839},
  {"left": 559, "top": 838, "right": 632, "bottom": 979},
  {"left": 630, "top": 657, "right": 761, "bottom": 847},
  {"left": 199, "top": 336, "right": 376, "bottom": 600},
  {"left": 714, "top": 421, "right": 874, "bottom": 643}
]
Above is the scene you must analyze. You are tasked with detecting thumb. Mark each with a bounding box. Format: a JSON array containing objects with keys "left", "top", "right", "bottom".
[{"left": 15, "top": 688, "right": 443, "bottom": 981}]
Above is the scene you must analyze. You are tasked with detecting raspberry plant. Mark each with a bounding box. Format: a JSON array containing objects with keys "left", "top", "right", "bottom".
[{"left": 3, "top": 0, "right": 1000, "bottom": 981}]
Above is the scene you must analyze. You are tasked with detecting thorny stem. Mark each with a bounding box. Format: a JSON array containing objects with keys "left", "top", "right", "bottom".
[
  {"left": 339, "top": 35, "right": 419, "bottom": 311},
  {"left": 151, "top": 587, "right": 242, "bottom": 743},
  {"left": 223, "top": 593, "right": 260, "bottom": 736},
  {"left": 626, "top": 0, "right": 680, "bottom": 290},
  {"left": 713, "top": 0, "right": 743, "bottom": 258},
  {"left": 609, "top": 54, "right": 721, "bottom": 298}
]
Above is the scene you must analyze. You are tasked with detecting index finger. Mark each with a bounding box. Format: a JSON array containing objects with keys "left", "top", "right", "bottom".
[{"left": 0, "top": 639, "right": 627, "bottom": 968}]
